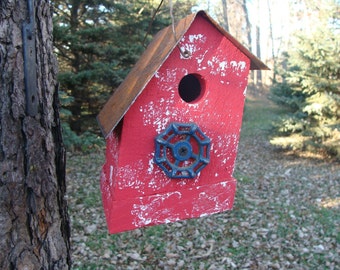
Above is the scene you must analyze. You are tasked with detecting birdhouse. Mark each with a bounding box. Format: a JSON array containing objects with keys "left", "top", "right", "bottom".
[{"left": 97, "top": 11, "right": 268, "bottom": 234}]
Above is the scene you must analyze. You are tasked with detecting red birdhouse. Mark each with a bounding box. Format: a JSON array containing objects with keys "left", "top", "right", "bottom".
[{"left": 97, "top": 11, "right": 268, "bottom": 234}]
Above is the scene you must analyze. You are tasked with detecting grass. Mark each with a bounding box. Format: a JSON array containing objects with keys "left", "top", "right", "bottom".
[
  {"left": 66, "top": 93, "right": 339, "bottom": 269},
  {"left": 241, "top": 95, "right": 287, "bottom": 137}
]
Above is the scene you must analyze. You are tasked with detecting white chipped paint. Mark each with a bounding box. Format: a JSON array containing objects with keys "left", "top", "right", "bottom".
[
  {"left": 230, "top": 61, "right": 237, "bottom": 70},
  {"left": 157, "top": 69, "right": 177, "bottom": 83},
  {"left": 243, "top": 86, "right": 247, "bottom": 96},
  {"left": 117, "top": 161, "right": 147, "bottom": 194},
  {"left": 104, "top": 132, "right": 120, "bottom": 190},
  {"left": 154, "top": 117, "right": 170, "bottom": 134},
  {"left": 187, "top": 102, "right": 200, "bottom": 109},
  {"left": 179, "top": 32, "right": 248, "bottom": 80},
  {"left": 164, "top": 218, "right": 181, "bottom": 224},
  {"left": 163, "top": 191, "right": 182, "bottom": 201},
  {"left": 180, "top": 33, "right": 207, "bottom": 60},
  {"left": 190, "top": 181, "right": 235, "bottom": 217},
  {"left": 207, "top": 58, "right": 215, "bottom": 68},
  {"left": 139, "top": 67, "right": 195, "bottom": 133},
  {"left": 180, "top": 44, "right": 197, "bottom": 59},
  {"left": 109, "top": 165, "right": 114, "bottom": 187},
  {"left": 148, "top": 177, "right": 158, "bottom": 190},
  {"left": 198, "top": 191, "right": 207, "bottom": 199},
  {"left": 155, "top": 68, "right": 187, "bottom": 86},
  {"left": 131, "top": 191, "right": 182, "bottom": 227},
  {"left": 205, "top": 57, "right": 248, "bottom": 76},
  {"left": 210, "top": 133, "right": 239, "bottom": 168},
  {"left": 147, "top": 154, "right": 171, "bottom": 191},
  {"left": 239, "top": 61, "right": 246, "bottom": 71},
  {"left": 189, "top": 34, "right": 206, "bottom": 43},
  {"left": 230, "top": 60, "right": 246, "bottom": 72},
  {"left": 147, "top": 153, "right": 154, "bottom": 175},
  {"left": 221, "top": 182, "right": 228, "bottom": 187},
  {"left": 147, "top": 159, "right": 175, "bottom": 191},
  {"left": 196, "top": 49, "right": 209, "bottom": 65},
  {"left": 139, "top": 98, "right": 173, "bottom": 133},
  {"left": 193, "top": 191, "right": 217, "bottom": 214},
  {"left": 100, "top": 170, "right": 111, "bottom": 199},
  {"left": 219, "top": 61, "right": 228, "bottom": 71},
  {"left": 107, "top": 132, "right": 120, "bottom": 160}
]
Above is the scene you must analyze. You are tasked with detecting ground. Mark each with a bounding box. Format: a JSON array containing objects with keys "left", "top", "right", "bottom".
[{"left": 66, "top": 93, "right": 339, "bottom": 269}]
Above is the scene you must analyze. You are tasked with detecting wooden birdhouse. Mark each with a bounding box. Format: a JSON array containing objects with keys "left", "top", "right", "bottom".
[{"left": 97, "top": 11, "right": 268, "bottom": 234}]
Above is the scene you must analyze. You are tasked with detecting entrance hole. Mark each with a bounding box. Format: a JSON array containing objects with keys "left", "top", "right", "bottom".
[{"left": 178, "top": 74, "right": 204, "bottom": 103}]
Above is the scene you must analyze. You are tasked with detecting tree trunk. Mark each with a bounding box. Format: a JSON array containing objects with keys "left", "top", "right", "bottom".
[
  {"left": 221, "top": 0, "right": 229, "bottom": 32},
  {"left": 0, "top": 0, "right": 71, "bottom": 269},
  {"left": 267, "top": 0, "right": 276, "bottom": 82},
  {"left": 255, "top": 25, "right": 262, "bottom": 85},
  {"left": 241, "top": 0, "right": 252, "bottom": 51},
  {"left": 255, "top": 0, "right": 262, "bottom": 85}
]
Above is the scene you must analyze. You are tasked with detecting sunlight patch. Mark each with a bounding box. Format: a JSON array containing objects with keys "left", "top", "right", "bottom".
[{"left": 317, "top": 197, "right": 340, "bottom": 209}]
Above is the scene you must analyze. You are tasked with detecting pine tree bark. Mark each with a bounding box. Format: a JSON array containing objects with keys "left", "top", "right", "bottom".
[{"left": 0, "top": 0, "right": 71, "bottom": 269}]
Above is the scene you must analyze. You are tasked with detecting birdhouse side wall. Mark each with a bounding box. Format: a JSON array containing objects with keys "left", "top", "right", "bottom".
[{"left": 101, "top": 130, "right": 120, "bottom": 223}]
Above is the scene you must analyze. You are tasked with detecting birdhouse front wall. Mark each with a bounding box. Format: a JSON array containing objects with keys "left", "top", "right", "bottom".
[{"left": 101, "top": 15, "right": 251, "bottom": 233}]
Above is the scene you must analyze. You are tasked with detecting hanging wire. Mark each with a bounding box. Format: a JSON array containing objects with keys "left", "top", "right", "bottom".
[
  {"left": 169, "top": 0, "right": 190, "bottom": 58},
  {"left": 142, "top": 0, "right": 190, "bottom": 58},
  {"left": 169, "top": 0, "right": 177, "bottom": 40},
  {"left": 142, "top": 0, "right": 165, "bottom": 48}
]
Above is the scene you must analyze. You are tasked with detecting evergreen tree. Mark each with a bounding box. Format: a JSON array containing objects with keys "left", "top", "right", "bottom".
[
  {"left": 53, "top": 0, "right": 148, "bottom": 134},
  {"left": 270, "top": 1, "right": 340, "bottom": 158},
  {"left": 53, "top": 0, "right": 195, "bottom": 143}
]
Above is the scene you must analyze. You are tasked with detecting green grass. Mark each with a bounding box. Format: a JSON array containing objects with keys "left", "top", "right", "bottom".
[
  {"left": 241, "top": 96, "right": 286, "bottom": 137},
  {"left": 314, "top": 207, "right": 340, "bottom": 240}
]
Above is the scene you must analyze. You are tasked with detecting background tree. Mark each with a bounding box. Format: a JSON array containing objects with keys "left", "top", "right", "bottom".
[
  {"left": 213, "top": 0, "right": 248, "bottom": 45},
  {"left": 254, "top": 0, "right": 262, "bottom": 85},
  {"left": 53, "top": 0, "right": 144, "bottom": 135},
  {"left": 241, "top": 0, "right": 252, "bottom": 51},
  {"left": 270, "top": 0, "right": 340, "bottom": 158},
  {"left": 220, "top": 0, "right": 229, "bottom": 31},
  {"left": 53, "top": 0, "right": 195, "bottom": 149},
  {"left": 212, "top": 0, "right": 256, "bottom": 85},
  {"left": 0, "top": 0, "right": 71, "bottom": 268}
]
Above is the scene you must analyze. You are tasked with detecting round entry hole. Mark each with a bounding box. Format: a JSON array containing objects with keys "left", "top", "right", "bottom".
[{"left": 178, "top": 74, "right": 204, "bottom": 103}]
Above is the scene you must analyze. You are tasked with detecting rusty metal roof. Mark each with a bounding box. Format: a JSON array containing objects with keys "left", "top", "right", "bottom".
[{"left": 97, "top": 11, "right": 269, "bottom": 138}]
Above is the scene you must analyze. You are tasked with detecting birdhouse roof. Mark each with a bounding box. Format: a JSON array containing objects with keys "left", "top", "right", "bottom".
[{"left": 97, "top": 10, "right": 269, "bottom": 138}]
